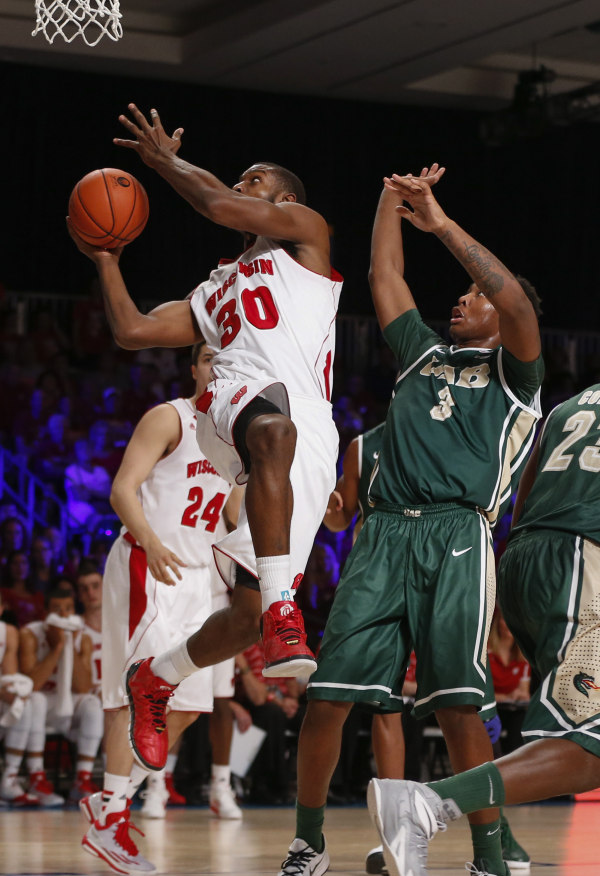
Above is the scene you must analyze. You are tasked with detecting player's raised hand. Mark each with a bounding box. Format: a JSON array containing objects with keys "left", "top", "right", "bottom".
[
  {"left": 145, "top": 537, "right": 187, "bottom": 585},
  {"left": 114, "top": 103, "right": 184, "bottom": 167},
  {"left": 383, "top": 167, "right": 448, "bottom": 234}
]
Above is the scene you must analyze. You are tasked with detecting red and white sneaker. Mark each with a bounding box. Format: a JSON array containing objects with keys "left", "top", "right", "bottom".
[
  {"left": 124, "top": 658, "right": 176, "bottom": 771},
  {"left": 165, "top": 772, "right": 186, "bottom": 806},
  {"left": 82, "top": 809, "right": 156, "bottom": 874},
  {"left": 70, "top": 770, "right": 100, "bottom": 802},
  {"left": 0, "top": 775, "right": 39, "bottom": 806},
  {"left": 261, "top": 601, "right": 317, "bottom": 678},
  {"left": 28, "top": 770, "right": 64, "bottom": 807}
]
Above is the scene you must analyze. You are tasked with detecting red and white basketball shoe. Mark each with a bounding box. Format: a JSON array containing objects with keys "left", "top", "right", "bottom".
[
  {"left": 82, "top": 809, "right": 156, "bottom": 874},
  {"left": 261, "top": 601, "right": 317, "bottom": 678},
  {"left": 124, "top": 658, "right": 177, "bottom": 771}
]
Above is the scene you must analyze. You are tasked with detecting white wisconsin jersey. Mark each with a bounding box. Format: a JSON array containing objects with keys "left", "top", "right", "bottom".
[
  {"left": 0, "top": 620, "right": 6, "bottom": 667},
  {"left": 83, "top": 624, "right": 102, "bottom": 690},
  {"left": 26, "top": 621, "right": 56, "bottom": 693},
  {"left": 128, "top": 397, "right": 233, "bottom": 567},
  {"left": 189, "top": 237, "right": 343, "bottom": 401}
]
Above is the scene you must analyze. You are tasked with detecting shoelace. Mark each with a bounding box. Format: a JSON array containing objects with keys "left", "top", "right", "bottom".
[
  {"left": 280, "top": 846, "right": 320, "bottom": 875},
  {"left": 114, "top": 815, "right": 144, "bottom": 856},
  {"left": 143, "top": 688, "right": 174, "bottom": 732}
]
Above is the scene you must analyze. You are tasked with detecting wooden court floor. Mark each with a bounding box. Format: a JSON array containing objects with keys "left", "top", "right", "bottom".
[{"left": 1, "top": 801, "right": 599, "bottom": 875}]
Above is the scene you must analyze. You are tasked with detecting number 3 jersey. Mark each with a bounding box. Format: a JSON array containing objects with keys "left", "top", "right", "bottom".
[
  {"left": 188, "top": 237, "right": 343, "bottom": 402},
  {"left": 125, "top": 397, "right": 233, "bottom": 568},
  {"left": 512, "top": 383, "right": 600, "bottom": 542},
  {"left": 371, "top": 309, "right": 544, "bottom": 526}
]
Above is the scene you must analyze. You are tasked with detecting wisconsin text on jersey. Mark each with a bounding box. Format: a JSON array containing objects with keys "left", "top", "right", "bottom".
[
  {"left": 205, "top": 258, "right": 275, "bottom": 318},
  {"left": 187, "top": 459, "right": 219, "bottom": 477}
]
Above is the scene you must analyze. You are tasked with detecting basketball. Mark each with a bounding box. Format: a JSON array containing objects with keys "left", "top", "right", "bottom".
[{"left": 68, "top": 168, "right": 149, "bottom": 249}]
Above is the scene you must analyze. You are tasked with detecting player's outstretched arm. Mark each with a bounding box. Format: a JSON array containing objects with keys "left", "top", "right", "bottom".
[
  {"left": 110, "top": 404, "right": 188, "bottom": 585},
  {"left": 386, "top": 173, "right": 540, "bottom": 362},
  {"left": 67, "top": 218, "right": 201, "bottom": 350},
  {"left": 323, "top": 437, "right": 361, "bottom": 532},
  {"left": 114, "top": 105, "right": 330, "bottom": 255},
  {"left": 369, "top": 163, "right": 445, "bottom": 330}
]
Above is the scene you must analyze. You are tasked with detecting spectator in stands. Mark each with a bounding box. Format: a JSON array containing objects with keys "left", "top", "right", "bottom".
[
  {"left": 235, "top": 644, "right": 303, "bottom": 805},
  {"left": 72, "top": 278, "right": 113, "bottom": 367},
  {"left": 30, "top": 309, "right": 69, "bottom": 366},
  {"left": 94, "top": 387, "right": 133, "bottom": 447},
  {"left": 0, "top": 588, "right": 40, "bottom": 806},
  {"left": 126, "top": 361, "right": 163, "bottom": 421},
  {"left": 18, "top": 585, "right": 103, "bottom": 806},
  {"left": 488, "top": 606, "right": 530, "bottom": 756},
  {"left": 64, "top": 439, "right": 112, "bottom": 534},
  {"left": 29, "top": 536, "right": 57, "bottom": 595},
  {"left": 32, "top": 412, "right": 73, "bottom": 492},
  {"left": 0, "top": 517, "right": 28, "bottom": 567},
  {"left": 41, "top": 526, "right": 66, "bottom": 575},
  {"left": 88, "top": 420, "right": 124, "bottom": 480},
  {"left": 1, "top": 550, "right": 45, "bottom": 627}
]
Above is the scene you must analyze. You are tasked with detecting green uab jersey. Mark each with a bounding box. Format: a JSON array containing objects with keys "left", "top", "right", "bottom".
[
  {"left": 512, "top": 384, "right": 600, "bottom": 542},
  {"left": 371, "top": 309, "right": 544, "bottom": 525},
  {"left": 357, "top": 422, "right": 385, "bottom": 523}
]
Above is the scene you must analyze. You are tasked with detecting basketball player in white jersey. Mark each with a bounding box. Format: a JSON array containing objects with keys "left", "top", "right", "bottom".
[
  {"left": 0, "top": 591, "right": 38, "bottom": 806},
  {"left": 67, "top": 102, "right": 341, "bottom": 776},
  {"left": 19, "top": 586, "right": 101, "bottom": 807},
  {"left": 80, "top": 341, "right": 243, "bottom": 875}
]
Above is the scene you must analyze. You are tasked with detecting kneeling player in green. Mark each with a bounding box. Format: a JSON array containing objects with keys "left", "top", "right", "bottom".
[
  {"left": 368, "top": 381, "right": 600, "bottom": 876},
  {"left": 278, "top": 164, "right": 543, "bottom": 876}
]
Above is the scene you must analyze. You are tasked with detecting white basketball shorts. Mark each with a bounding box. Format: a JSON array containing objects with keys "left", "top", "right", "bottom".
[
  {"left": 196, "top": 382, "right": 339, "bottom": 590},
  {"left": 101, "top": 535, "right": 214, "bottom": 712}
]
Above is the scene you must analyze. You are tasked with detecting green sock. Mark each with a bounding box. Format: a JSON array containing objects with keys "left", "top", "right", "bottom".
[
  {"left": 470, "top": 818, "right": 504, "bottom": 871},
  {"left": 296, "top": 801, "right": 325, "bottom": 852},
  {"left": 426, "top": 762, "right": 505, "bottom": 815}
]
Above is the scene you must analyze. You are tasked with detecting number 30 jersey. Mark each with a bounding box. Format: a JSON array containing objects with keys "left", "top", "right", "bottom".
[
  {"left": 127, "top": 397, "right": 233, "bottom": 568},
  {"left": 189, "top": 237, "right": 343, "bottom": 402}
]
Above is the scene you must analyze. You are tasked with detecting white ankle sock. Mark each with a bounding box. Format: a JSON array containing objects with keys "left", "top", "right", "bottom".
[
  {"left": 211, "top": 764, "right": 230, "bottom": 784},
  {"left": 257, "top": 555, "right": 291, "bottom": 612},
  {"left": 101, "top": 773, "right": 130, "bottom": 823},
  {"left": 151, "top": 640, "right": 197, "bottom": 686}
]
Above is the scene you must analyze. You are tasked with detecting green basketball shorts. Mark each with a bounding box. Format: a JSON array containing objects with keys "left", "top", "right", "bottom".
[
  {"left": 499, "top": 530, "right": 600, "bottom": 757},
  {"left": 308, "top": 502, "right": 496, "bottom": 719}
]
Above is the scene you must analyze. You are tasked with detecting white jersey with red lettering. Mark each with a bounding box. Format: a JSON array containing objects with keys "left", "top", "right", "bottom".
[
  {"left": 124, "top": 397, "right": 233, "bottom": 567},
  {"left": 189, "top": 237, "right": 342, "bottom": 400}
]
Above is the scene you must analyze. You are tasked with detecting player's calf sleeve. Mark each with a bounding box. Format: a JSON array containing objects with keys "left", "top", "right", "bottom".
[{"left": 427, "top": 761, "right": 505, "bottom": 816}]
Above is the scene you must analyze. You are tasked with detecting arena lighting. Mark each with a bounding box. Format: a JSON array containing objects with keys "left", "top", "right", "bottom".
[{"left": 479, "top": 66, "right": 600, "bottom": 146}]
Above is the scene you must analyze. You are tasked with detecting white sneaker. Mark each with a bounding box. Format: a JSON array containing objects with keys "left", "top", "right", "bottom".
[
  {"left": 209, "top": 779, "right": 242, "bottom": 819},
  {"left": 366, "top": 845, "right": 387, "bottom": 874},
  {"left": 139, "top": 774, "right": 169, "bottom": 819},
  {"left": 367, "top": 779, "right": 451, "bottom": 876},
  {"left": 0, "top": 776, "right": 39, "bottom": 805},
  {"left": 278, "top": 838, "right": 329, "bottom": 876},
  {"left": 80, "top": 791, "right": 103, "bottom": 824},
  {"left": 82, "top": 810, "right": 156, "bottom": 874}
]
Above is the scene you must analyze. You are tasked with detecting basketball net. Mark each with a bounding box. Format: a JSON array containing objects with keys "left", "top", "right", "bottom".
[{"left": 32, "top": 0, "right": 123, "bottom": 46}]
